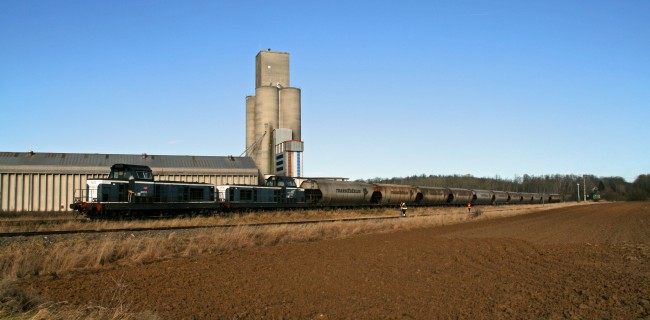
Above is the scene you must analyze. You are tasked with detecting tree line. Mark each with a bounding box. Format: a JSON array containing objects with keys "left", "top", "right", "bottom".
[{"left": 359, "top": 173, "right": 650, "bottom": 202}]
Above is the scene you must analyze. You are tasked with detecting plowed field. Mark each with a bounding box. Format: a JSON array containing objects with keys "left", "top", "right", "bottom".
[{"left": 25, "top": 202, "right": 650, "bottom": 319}]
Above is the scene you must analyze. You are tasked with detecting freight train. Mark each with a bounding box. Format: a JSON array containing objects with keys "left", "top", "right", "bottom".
[{"left": 70, "top": 164, "right": 561, "bottom": 218}]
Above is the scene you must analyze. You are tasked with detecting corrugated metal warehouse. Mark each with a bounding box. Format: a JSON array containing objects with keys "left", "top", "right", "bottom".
[{"left": 0, "top": 152, "right": 259, "bottom": 212}]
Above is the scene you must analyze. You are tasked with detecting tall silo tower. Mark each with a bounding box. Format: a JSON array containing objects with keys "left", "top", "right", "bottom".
[
  {"left": 245, "top": 50, "right": 303, "bottom": 179},
  {"left": 256, "top": 50, "right": 290, "bottom": 88}
]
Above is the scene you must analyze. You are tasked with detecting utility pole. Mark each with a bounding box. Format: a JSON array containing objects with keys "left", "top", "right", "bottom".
[
  {"left": 583, "top": 175, "right": 587, "bottom": 201},
  {"left": 577, "top": 183, "right": 580, "bottom": 202}
]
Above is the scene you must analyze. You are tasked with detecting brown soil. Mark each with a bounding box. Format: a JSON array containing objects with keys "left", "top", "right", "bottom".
[{"left": 23, "top": 202, "right": 650, "bottom": 319}]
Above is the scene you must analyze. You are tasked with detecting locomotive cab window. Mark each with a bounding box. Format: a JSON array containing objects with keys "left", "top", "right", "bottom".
[
  {"left": 136, "top": 171, "right": 153, "bottom": 180},
  {"left": 111, "top": 170, "right": 125, "bottom": 179}
]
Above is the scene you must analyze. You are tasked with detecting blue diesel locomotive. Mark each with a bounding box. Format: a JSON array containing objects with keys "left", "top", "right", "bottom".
[
  {"left": 217, "top": 176, "right": 306, "bottom": 211},
  {"left": 71, "top": 164, "right": 216, "bottom": 218}
]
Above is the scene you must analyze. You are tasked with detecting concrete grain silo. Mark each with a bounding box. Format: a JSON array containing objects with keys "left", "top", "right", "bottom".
[
  {"left": 254, "top": 86, "right": 279, "bottom": 175},
  {"left": 246, "top": 50, "right": 303, "bottom": 178},
  {"left": 280, "top": 87, "right": 301, "bottom": 141}
]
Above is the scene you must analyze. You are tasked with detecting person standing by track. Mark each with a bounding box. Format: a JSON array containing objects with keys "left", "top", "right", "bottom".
[
  {"left": 400, "top": 202, "right": 408, "bottom": 217},
  {"left": 467, "top": 202, "right": 472, "bottom": 213}
]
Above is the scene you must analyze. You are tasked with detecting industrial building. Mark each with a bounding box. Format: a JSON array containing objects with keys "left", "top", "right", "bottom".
[
  {"left": 245, "top": 50, "right": 304, "bottom": 179},
  {"left": 0, "top": 50, "right": 304, "bottom": 213},
  {"left": 0, "top": 152, "right": 258, "bottom": 212}
]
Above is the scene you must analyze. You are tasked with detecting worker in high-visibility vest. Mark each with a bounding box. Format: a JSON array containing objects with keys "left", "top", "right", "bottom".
[
  {"left": 400, "top": 202, "right": 408, "bottom": 217},
  {"left": 467, "top": 202, "right": 472, "bottom": 213}
]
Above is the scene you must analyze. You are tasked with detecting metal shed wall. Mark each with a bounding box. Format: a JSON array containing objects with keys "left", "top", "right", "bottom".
[
  {"left": 0, "top": 152, "right": 259, "bottom": 213},
  {"left": 0, "top": 172, "right": 104, "bottom": 212}
]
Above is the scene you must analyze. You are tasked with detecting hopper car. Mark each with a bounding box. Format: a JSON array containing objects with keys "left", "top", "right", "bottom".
[
  {"left": 71, "top": 164, "right": 561, "bottom": 218},
  {"left": 446, "top": 188, "right": 475, "bottom": 205},
  {"left": 417, "top": 187, "right": 450, "bottom": 205},
  {"left": 471, "top": 190, "right": 494, "bottom": 205},
  {"left": 492, "top": 191, "right": 510, "bottom": 205},
  {"left": 300, "top": 180, "right": 373, "bottom": 207}
]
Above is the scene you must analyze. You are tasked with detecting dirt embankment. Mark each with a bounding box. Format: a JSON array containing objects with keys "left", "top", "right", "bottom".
[{"left": 23, "top": 202, "right": 650, "bottom": 319}]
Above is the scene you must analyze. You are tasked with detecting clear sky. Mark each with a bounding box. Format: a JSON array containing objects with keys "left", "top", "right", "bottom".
[{"left": 1, "top": 1, "right": 648, "bottom": 182}]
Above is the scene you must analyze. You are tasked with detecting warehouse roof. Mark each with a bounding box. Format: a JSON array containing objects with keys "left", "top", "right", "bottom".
[{"left": 0, "top": 151, "right": 259, "bottom": 175}]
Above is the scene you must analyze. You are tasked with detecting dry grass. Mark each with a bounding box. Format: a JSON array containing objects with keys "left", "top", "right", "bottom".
[
  {"left": 0, "top": 203, "right": 588, "bottom": 233},
  {"left": 0, "top": 208, "right": 397, "bottom": 233}
]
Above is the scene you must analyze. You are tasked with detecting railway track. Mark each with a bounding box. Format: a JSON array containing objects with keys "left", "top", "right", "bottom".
[{"left": 0, "top": 215, "right": 408, "bottom": 238}]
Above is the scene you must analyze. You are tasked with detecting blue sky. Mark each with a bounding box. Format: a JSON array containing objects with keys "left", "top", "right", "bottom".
[{"left": 1, "top": 1, "right": 648, "bottom": 182}]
